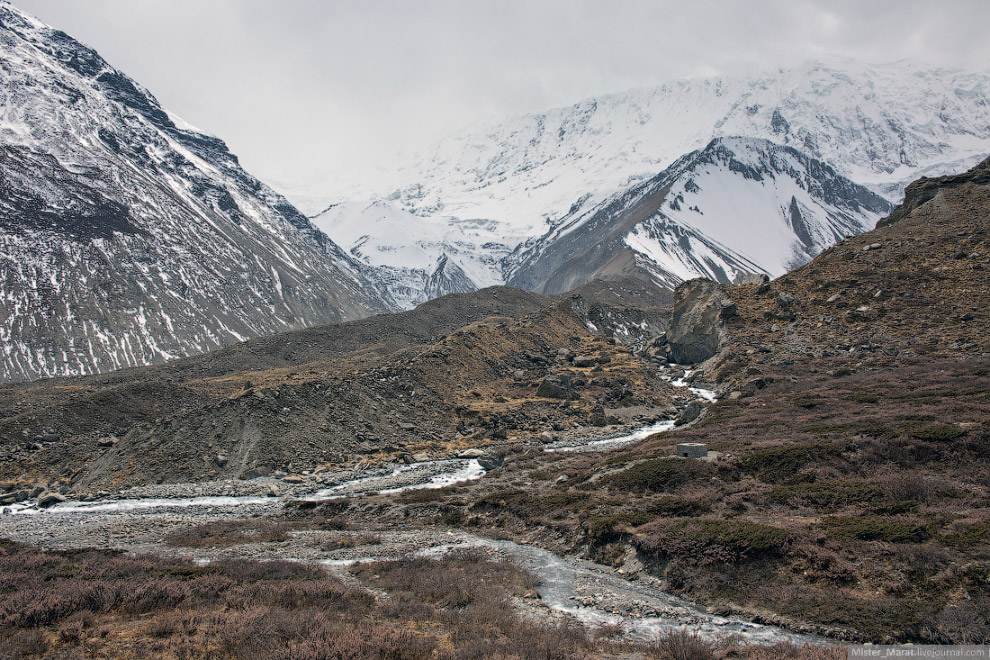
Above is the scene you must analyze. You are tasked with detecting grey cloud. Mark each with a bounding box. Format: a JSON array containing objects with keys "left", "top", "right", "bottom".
[{"left": 13, "top": 0, "right": 990, "bottom": 196}]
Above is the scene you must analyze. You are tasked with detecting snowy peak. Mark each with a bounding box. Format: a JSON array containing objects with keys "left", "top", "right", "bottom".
[
  {"left": 372, "top": 60, "right": 989, "bottom": 234},
  {"left": 311, "top": 200, "right": 507, "bottom": 309},
  {"left": 312, "top": 200, "right": 446, "bottom": 272},
  {"left": 0, "top": 2, "right": 390, "bottom": 382},
  {"left": 658, "top": 136, "right": 894, "bottom": 271},
  {"left": 303, "top": 60, "right": 985, "bottom": 307},
  {"left": 507, "top": 137, "right": 894, "bottom": 293}
]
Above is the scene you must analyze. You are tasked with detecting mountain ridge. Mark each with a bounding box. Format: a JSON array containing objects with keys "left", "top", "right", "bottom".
[
  {"left": 505, "top": 136, "right": 894, "bottom": 293},
  {"left": 309, "top": 59, "right": 987, "bottom": 306},
  {"left": 0, "top": 2, "right": 392, "bottom": 383}
]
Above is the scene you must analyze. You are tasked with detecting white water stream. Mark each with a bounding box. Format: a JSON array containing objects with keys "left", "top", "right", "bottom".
[
  {"left": 3, "top": 367, "right": 716, "bottom": 517},
  {"left": 666, "top": 368, "right": 718, "bottom": 402},
  {"left": 544, "top": 420, "right": 676, "bottom": 453}
]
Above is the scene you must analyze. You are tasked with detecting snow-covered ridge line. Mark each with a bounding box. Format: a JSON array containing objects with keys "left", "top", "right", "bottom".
[
  {"left": 305, "top": 60, "right": 985, "bottom": 306},
  {"left": 303, "top": 59, "right": 990, "bottom": 226},
  {"left": 506, "top": 136, "right": 893, "bottom": 293}
]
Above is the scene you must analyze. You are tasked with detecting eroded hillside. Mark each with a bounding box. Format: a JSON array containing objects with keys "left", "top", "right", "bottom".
[{"left": 0, "top": 280, "right": 678, "bottom": 491}]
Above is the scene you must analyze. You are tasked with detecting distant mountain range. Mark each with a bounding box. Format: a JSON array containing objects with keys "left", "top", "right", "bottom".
[
  {"left": 312, "top": 59, "right": 989, "bottom": 305},
  {"left": 0, "top": 2, "right": 390, "bottom": 382}
]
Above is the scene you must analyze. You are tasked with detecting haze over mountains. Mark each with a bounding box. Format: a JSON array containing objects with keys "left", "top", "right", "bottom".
[{"left": 314, "top": 59, "right": 990, "bottom": 304}]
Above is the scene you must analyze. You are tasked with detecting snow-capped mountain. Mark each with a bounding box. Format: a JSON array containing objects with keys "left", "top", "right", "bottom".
[
  {"left": 375, "top": 59, "right": 989, "bottom": 233},
  {"left": 0, "top": 3, "right": 391, "bottom": 383},
  {"left": 310, "top": 200, "right": 508, "bottom": 309},
  {"left": 302, "top": 59, "right": 986, "bottom": 305},
  {"left": 506, "top": 137, "right": 894, "bottom": 293}
]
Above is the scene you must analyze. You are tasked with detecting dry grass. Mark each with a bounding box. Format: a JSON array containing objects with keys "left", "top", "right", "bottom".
[{"left": 163, "top": 517, "right": 298, "bottom": 548}]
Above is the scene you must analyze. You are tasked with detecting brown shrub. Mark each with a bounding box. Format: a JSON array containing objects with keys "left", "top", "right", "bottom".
[
  {"left": 741, "top": 642, "right": 847, "bottom": 660},
  {"left": 0, "top": 629, "right": 48, "bottom": 657},
  {"left": 163, "top": 518, "right": 294, "bottom": 548},
  {"left": 645, "top": 629, "right": 715, "bottom": 660}
]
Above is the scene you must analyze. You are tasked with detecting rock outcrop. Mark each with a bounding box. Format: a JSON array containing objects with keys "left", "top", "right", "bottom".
[{"left": 664, "top": 279, "right": 734, "bottom": 364}]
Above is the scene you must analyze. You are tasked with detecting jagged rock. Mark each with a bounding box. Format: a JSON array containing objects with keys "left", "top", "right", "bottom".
[
  {"left": 240, "top": 466, "right": 272, "bottom": 480},
  {"left": 588, "top": 405, "right": 608, "bottom": 427},
  {"left": 266, "top": 484, "right": 281, "bottom": 497},
  {"left": 411, "top": 453, "right": 432, "bottom": 462},
  {"left": 674, "top": 400, "right": 704, "bottom": 426},
  {"left": 37, "top": 491, "right": 66, "bottom": 508},
  {"left": 744, "top": 377, "right": 769, "bottom": 390},
  {"left": 555, "top": 474, "right": 570, "bottom": 484},
  {"left": 537, "top": 374, "right": 576, "bottom": 399},
  {"left": 847, "top": 305, "right": 878, "bottom": 321},
  {"left": 666, "top": 279, "right": 731, "bottom": 364},
  {"left": 557, "top": 348, "right": 576, "bottom": 360},
  {"left": 477, "top": 453, "right": 504, "bottom": 472}
]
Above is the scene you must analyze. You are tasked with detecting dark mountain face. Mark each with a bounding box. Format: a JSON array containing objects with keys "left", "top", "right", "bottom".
[{"left": 0, "top": 3, "right": 392, "bottom": 383}]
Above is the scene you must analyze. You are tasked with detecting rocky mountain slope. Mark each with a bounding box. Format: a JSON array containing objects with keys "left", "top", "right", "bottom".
[
  {"left": 0, "top": 2, "right": 391, "bottom": 383},
  {"left": 506, "top": 136, "right": 893, "bottom": 293},
  {"left": 310, "top": 200, "right": 508, "bottom": 309},
  {"left": 365, "top": 157, "right": 988, "bottom": 643}
]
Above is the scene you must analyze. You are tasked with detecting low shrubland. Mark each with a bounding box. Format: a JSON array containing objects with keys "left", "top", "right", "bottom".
[{"left": 0, "top": 538, "right": 843, "bottom": 659}]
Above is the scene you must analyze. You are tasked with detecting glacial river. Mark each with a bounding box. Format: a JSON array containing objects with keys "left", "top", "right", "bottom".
[{"left": 0, "top": 371, "right": 824, "bottom": 644}]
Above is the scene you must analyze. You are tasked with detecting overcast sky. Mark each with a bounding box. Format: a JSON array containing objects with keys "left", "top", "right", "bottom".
[{"left": 14, "top": 0, "right": 990, "bottom": 200}]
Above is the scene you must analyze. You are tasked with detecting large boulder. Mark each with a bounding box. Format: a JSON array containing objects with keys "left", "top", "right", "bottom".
[
  {"left": 537, "top": 374, "right": 576, "bottom": 399},
  {"left": 674, "top": 400, "right": 704, "bottom": 426},
  {"left": 37, "top": 491, "right": 67, "bottom": 508},
  {"left": 666, "top": 279, "right": 733, "bottom": 364}
]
